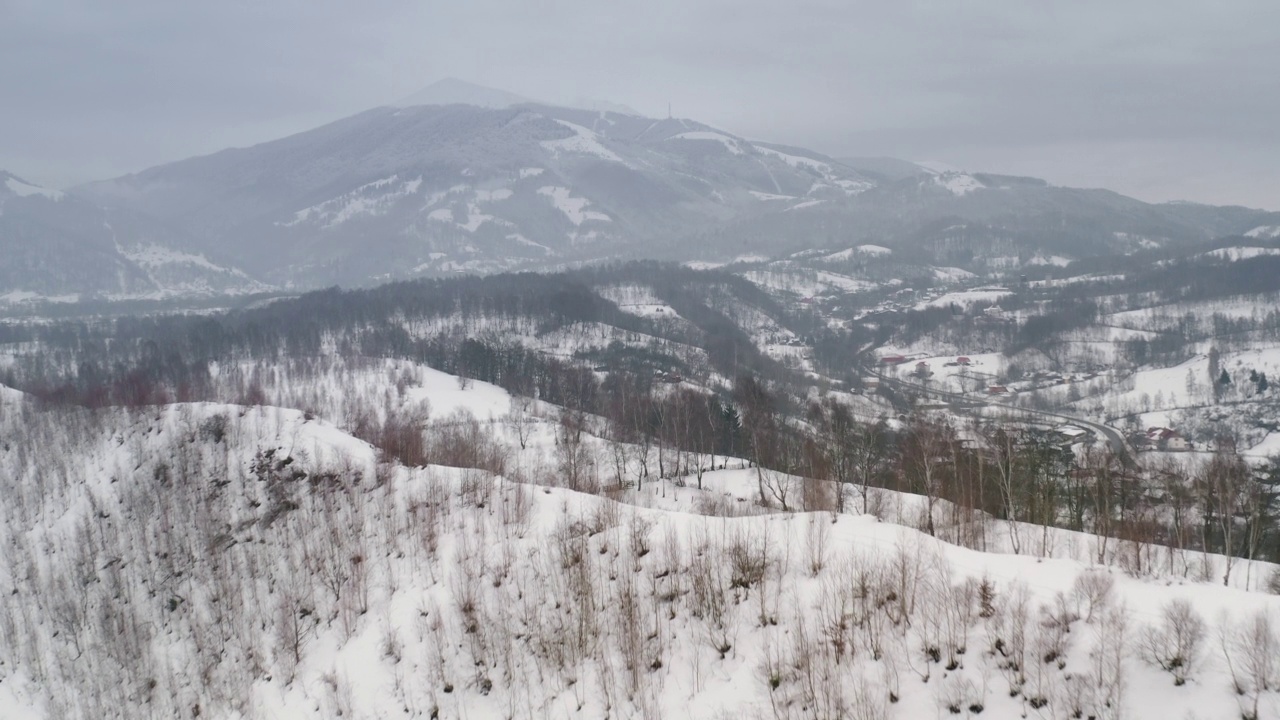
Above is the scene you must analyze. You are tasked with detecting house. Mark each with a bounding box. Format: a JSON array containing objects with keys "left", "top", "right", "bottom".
[
  {"left": 913, "top": 361, "right": 932, "bottom": 378},
  {"left": 1146, "top": 427, "right": 1188, "bottom": 451},
  {"left": 956, "top": 356, "right": 971, "bottom": 366},
  {"left": 987, "top": 385, "right": 1008, "bottom": 395},
  {"left": 879, "top": 354, "right": 907, "bottom": 365}
]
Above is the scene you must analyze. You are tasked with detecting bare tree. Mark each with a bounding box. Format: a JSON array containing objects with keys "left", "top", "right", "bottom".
[
  {"left": 1219, "top": 609, "right": 1279, "bottom": 720},
  {"left": 1140, "top": 598, "right": 1206, "bottom": 685}
]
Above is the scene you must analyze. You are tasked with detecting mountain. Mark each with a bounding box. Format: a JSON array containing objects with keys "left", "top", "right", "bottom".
[
  {"left": 4, "top": 86, "right": 1276, "bottom": 300},
  {"left": 75, "top": 104, "right": 877, "bottom": 286},
  {"left": 680, "top": 169, "right": 1280, "bottom": 267},
  {"left": 0, "top": 171, "right": 268, "bottom": 304},
  {"left": 395, "top": 77, "right": 538, "bottom": 109}
]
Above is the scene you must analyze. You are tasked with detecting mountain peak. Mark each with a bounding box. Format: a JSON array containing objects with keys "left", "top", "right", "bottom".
[{"left": 394, "top": 78, "right": 537, "bottom": 110}]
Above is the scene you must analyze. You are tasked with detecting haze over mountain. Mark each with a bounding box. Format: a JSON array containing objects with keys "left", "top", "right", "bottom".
[{"left": 1, "top": 79, "right": 1276, "bottom": 303}]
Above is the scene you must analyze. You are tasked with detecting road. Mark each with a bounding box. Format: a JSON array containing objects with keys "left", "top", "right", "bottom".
[{"left": 864, "top": 363, "right": 1137, "bottom": 468}]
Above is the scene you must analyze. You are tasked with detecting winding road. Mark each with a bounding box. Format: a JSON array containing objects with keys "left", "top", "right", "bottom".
[{"left": 863, "top": 363, "right": 1137, "bottom": 468}]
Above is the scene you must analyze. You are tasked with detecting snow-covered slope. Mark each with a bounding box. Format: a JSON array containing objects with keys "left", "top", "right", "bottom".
[{"left": 2, "top": 360, "right": 1277, "bottom": 719}]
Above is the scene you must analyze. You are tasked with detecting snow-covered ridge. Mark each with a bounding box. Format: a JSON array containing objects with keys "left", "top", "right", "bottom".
[
  {"left": 4, "top": 175, "right": 64, "bottom": 201},
  {"left": 1244, "top": 225, "right": 1280, "bottom": 239}
]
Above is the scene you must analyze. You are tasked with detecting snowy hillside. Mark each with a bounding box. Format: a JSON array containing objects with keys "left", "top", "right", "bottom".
[{"left": 2, "top": 355, "right": 1278, "bottom": 720}]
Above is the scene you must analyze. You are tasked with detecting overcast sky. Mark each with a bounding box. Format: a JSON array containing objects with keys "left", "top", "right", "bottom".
[{"left": 3, "top": 0, "right": 1277, "bottom": 209}]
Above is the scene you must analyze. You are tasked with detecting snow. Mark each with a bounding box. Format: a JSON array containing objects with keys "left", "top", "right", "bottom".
[
  {"left": 883, "top": 351, "right": 1009, "bottom": 395},
  {"left": 933, "top": 172, "right": 985, "bottom": 196},
  {"left": 822, "top": 245, "right": 892, "bottom": 262},
  {"left": 458, "top": 204, "right": 497, "bottom": 232},
  {"left": 785, "top": 199, "right": 823, "bottom": 211},
  {"left": 1027, "top": 254, "right": 1072, "bottom": 267},
  {"left": 669, "top": 131, "right": 744, "bottom": 155},
  {"left": 475, "top": 188, "right": 513, "bottom": 202},
  {"left": 743, "top": 269, "right": 872, "bottom": 297},
  {"left": 1200, "top": 246, "right": 1280, "bottom": 261},
  {"left": 2, "top": 356, "right": 1279, "bottom": 719},
  {"left": 0, "top": 291, "right": 80, "bottom": 305},
  {"left": 1107, "top": 294, "right": 1280, "bottom": 332},
  {"left": 540, "top": 120, "right": 625, "bottom": 163},
  {"left": 1030, "top": 274, "right": 1125, "bottom": 288},
  {"left": 918, "top": 288, "right": 1013, "bottom": 309},
  {"left": 1245, "top": 431, "right": 1280, "bottom": 460},
  {"left": 537, "top": 186, "right": 610, "bottom": 225},
  {"left": 597, "top": 284, "right": 685, "bottom": 321},
  {"left": 508, "top": 233, "right": 552, "bottom": 254},
  {"left": 751, "top": 145, "right": 874, "bottom": 195},
  {"left": 1244, "top": 225, "right": 1280, "bottom": 239},
  {"left": 748, "top": 190, "right": 795, "bottom": 201},
  {"left": 120, "top": 244, "right": 243, "bottom": 275},
  {"left": 753, "top": 144, "right": 831, "bottom": 172},
  {"left": 518, "top": 167, "right": 545, "bottom": 179},
  {"left": 4, "top": 176, "right": 64, "bottom": 200},
  {"left": 932, "top": 266, "right": 979, "bottom": 283},
  {"left": 285, "top": 175, "right": 422, "bottom": 229},
  {"left": 403, "top": 365, "right": 512, "bottom": 420}
]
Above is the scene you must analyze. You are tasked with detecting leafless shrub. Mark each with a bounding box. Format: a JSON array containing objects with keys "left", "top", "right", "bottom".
[
  {"left": 1141, "top": 598, "right": 1206, "bottom": 685},
  {"left": 1219, "top": 609, "right": 1279, "bottom": 720},
  {"left": 759, "top": 467, "right": 795, "bottom": 511},
  {"left": 807, "top": 514, "right": 831, "bottom": 577},
  {"left": 801, "top": 476, "right": 836, "bottom": 513},
  {"left": 695, "top": 493, "right": 748, "bottom": 517},
  {"left": 1035, "top": 593, "right": 1078, "bottom": 667},
  {"left": 628, "top": 513, "right": 652, "bottom": 559},
  {"left": 726, "top": 526, "right": 769, "bottom": 591},
  {"left": 1089, "top": 603, "right": 1130, "bottom": 720},
  {"left": 428, "top": 409, "right": 508, "bottom": 474},
  {"left": 1072, "top": 568, "right": 1116, "bottom": 623}
]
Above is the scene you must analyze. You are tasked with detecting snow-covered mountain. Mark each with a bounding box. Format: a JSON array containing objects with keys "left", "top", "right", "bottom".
[
  {"left": 75, "top": 103, "right": 877, "bottom": 286},
  {"left": 685, "top": 169, "right": 1280, "bottom": 266},
  {"left": 0, "top": 171, "right": 268, "bottom": 304},
  {"left": 4, "top": 81, "right": 1278, "bottom": 301}
]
